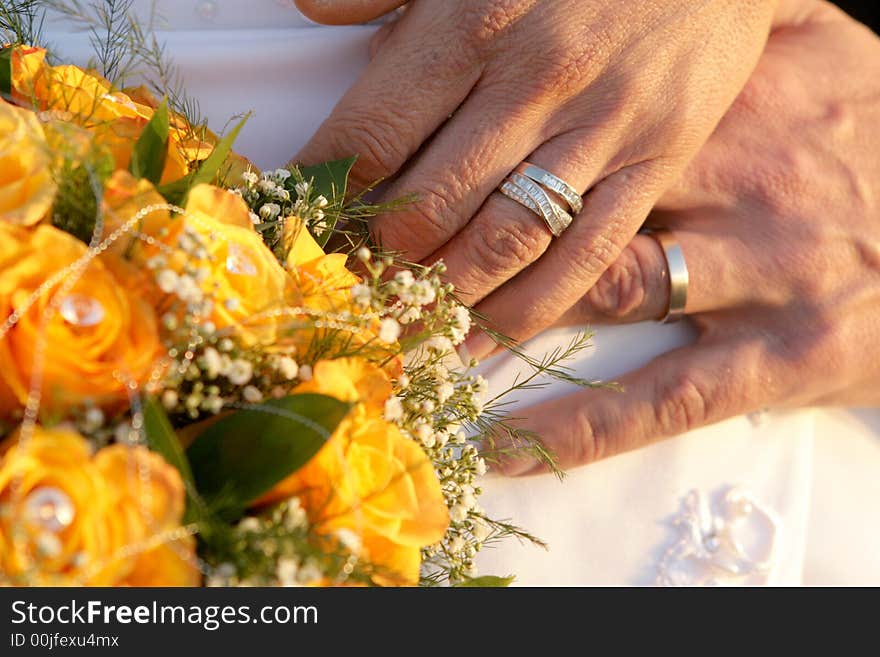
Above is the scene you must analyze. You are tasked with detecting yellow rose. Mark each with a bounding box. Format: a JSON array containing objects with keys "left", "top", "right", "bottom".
[
  {"left": 10, "top": 46, "right": 196, "bottom": 183},
  {"left": 95, "top": 444, "right": 200, "bottom": 587},
  {"left": 285, "top": 219, "right": 360, "bottom": 312},
  {"left": 258, "top": 359, "right": 449, "bottom": 586},
  {"left": 0, "top": 426, "right": 197, "bottom": 586},
  {"left": 184, "top": 184, "right": 294, "bottom": 345},
  {"left": 0, "top": 100, "right": 56, "bottom": 225},
  {"left": 101, "top": 170, "right": 179, "bottom": 260},
  {"left": 0, "top": 224, "right": 161, "bottom": 419}
]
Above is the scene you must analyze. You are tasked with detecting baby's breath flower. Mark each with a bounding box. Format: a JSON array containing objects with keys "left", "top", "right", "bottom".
[
  {"left": 243, "top": 385, "right": 264, "bottom": 403},
  {"left": 378, "top": 318, "right": 401, "bottom": 344},
  {"left": 383, "top": 396, "right": 404, "bottom": 422},
  {"left": 226, "top": 359, "right": 254, "bottom": 386}
]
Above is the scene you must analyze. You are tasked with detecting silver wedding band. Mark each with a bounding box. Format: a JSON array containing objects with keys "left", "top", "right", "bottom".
[
  {"left": 498, "top": 162, "right": 582, "bottom": 237},
  {"left": 645, "top": 228, "right": 689, "bottom": 323}
]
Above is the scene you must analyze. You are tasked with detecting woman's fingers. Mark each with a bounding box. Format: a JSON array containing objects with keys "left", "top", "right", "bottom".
[
  {"left": 293, "top": 2, "right": 483, "bottom": 190},
  {"left": 294, "top": 0, "right": 407, "bottom": 26},
  {"left": 462, "top": 159, "right": 667, "bottom": 360},
  {"left": 423, "top": 129, "right": 609, "bottom": 306},
  {"left": 495, "top": 334, "right": 781, "bottom": 476}
]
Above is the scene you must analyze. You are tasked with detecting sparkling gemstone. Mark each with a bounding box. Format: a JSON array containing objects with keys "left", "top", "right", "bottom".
[
  {"left": 196, "top": 0, "right": 219, "bottom": 20},
  {"left": 24, "top": 487, "right": 75, "bottom": 533},
  {"left": 226, "top": 244, "right": 258, "bottom": 276},
  {"left": 59, "top": 294, "right": 105, "bottom": 327}
]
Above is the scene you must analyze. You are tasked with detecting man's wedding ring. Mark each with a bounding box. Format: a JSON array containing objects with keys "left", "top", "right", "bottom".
[
  {"left": 498, "top": 162, "right": 582, "bottom": 237},
  {"left": 645, "top": 228, "right": 689, "bottom": 324}
]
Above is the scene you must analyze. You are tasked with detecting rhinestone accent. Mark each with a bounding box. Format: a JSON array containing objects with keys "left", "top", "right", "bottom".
[
  {"left": 226, "top": 244, "right": 258, "bottom": 276},
  {"left": 24, "top": 487, "right": 76, "bottom": 533},
  {"left": 517, "top": 163, "right": 584, "bottom": 214},
  {"left": 59, "top": 294, "right": 105, "bottom": 327},
  {"left": 509, "top": 173, "right": 572, "bottom": 236}
]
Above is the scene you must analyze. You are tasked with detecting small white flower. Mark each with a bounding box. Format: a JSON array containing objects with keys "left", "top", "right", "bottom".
[
  {"left": 475, "top": 457, "right": 488, "bottom": 476},
  {"left": 175, "top": 275, "right": 203, "bottom": 304},
  {"left": 298, "top": 364, "right": 313, "bottom": 382},
  {"left": 200, "top": 347, "right": 223, "bottom": 380},
  {"left": 426, "top": 336, "right": 454, "bottom": 355},
  {"left": 277, "top": 557, "right": 299, "bottom": 587},
  {"left": 219, "top": 338, "right": 235, "bottom": 352},
  {"left": 416, "top": 424, "right": 436, "bottom": 449},
  {"left": 450, "top": 504, "right": 469, "bottom": 523},
  {"left": 383, "top": 396, "right": 404, "bottom": 422},
  {"left": 449, "top": 535, "right": 466, "bottom": 553},
  {"left": 356, "top": 247, "right": 372, "bottom": 262},
  {"left": 156, "top": 269, "right": 178, "bottom": 294},
  {"left": 241, "top": 171, "right": 259, "bottom": 185},
  {"left": 378, "top": 318, "right": 401, "bottom": 344},
  {"left": 275, "top": 356, "right": 299, "bottom": 380},
  {"left": 242, "top": 385, "right": 263, "bottom": 403},
  {"left": 436, "top": 381, "right": 455, "bottom": 405},
  {"left": 226, "top": 358, "right": 254, "bottom": 386},
  {"left": 238, "top": 517, "right": 261, "bottom": 533},
  {"left": 259, "top": 203, "right": 281, "bottom": 221},
  {"left": 350, "top": 283, "right": 372, "bottom": 307},
  {"left": 83, "top": 407, "right": 104, "bottom": 430},
  {"left": 394, "top": 270, "right": 415, "bottom": 289},
  {"left": 161, "top": 390, "right": 179, "bottom": 410},
  {"left": 421, "top": 399, "right": 436, "bottom": 414},
  {"left": 398, "top": 307, "right": 422, "bottom": 325},
  {"left": 314, "top": 195, "right": 329, "bottom": 208},
  {"left": 294, "top": 181, "right": 310, "bottom": 197},
  {"left": 249, "top": 212, "right": 261, "bottom": 225},
  {"left": 397, "top": 373, "right": 410, "bottom": 389},
  {"left": 273, "top": 168, "right": 292, "bottom": 181}
]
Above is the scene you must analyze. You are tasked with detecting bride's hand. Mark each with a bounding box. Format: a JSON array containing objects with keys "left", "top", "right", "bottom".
[
  {"left": 294, "top": 0, "right": 778, "bottom": 359},
  {"left": 500, "top": 1, "right": 880, "bottom": 475}
]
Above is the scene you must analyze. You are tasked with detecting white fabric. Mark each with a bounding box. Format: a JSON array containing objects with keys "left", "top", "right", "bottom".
[{"left": 45, "top": 0, "right": 880, "bottom": 585}]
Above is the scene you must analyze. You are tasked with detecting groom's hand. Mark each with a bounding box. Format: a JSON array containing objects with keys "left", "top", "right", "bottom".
[
  {"left": 294, "top": 0, "right": 779, "bottom": 359},
  {"left": 499, "top": 1, "right": 880, "bottom": 475}
]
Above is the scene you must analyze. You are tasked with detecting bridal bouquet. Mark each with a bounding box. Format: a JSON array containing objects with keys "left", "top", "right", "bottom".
[{"left": 0, "top": 15, "right": 567, "bottom": 586}]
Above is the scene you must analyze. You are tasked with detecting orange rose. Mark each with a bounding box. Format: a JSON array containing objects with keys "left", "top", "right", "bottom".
[
  {"left": 0, "top": 224, "right": 161, "bottom": 419},
  {"left": 0, "top": 426, "right": 197, "bottom": 586},
  {"left": 0, "top": 100, "right": 55, "bottom": 225},
  {"left": 258, "top": 359, "right": 449, "bottom": 586}
]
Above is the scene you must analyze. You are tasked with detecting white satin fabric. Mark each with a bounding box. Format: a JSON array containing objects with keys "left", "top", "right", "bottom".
[{"left": 46, "top": 0, "right": 880, "bottom": 585}]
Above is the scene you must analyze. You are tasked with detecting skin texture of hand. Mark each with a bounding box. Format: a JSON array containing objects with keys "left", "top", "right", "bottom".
[
  {"left": 502, "top": 0, "right": 880, "bottom": 475},
  {"left": 294, "top": 0, "right": 779, "bottom": 360}
]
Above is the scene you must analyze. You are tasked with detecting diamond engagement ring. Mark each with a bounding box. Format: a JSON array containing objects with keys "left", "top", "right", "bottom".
[{"left": 498, "top": 161, "right": 582, "bottom": 237}]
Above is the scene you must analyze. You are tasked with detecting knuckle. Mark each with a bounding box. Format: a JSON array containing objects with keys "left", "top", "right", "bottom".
[
  {"left": 563, "top": 229, "right": 624, "bottom": 284},
  {"left": 653, "top": 370, "right": 710, "bottom": 436},
  {"left": 324, "top": 112, "right": 411, "bottom": 182},
  {"left": 460, "top": 0, "right": 524, "bottom": 47},
  {"left": 470, "top": 211, "right": 549, "bottom": 280},
  {"left": 566, "top": 405, "right": 608, "bottom": 466},
  {"left": 585, "top": 247, "right": 649, "bottom": 319}
]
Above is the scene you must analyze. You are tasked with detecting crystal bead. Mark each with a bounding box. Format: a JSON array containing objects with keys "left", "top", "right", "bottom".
[
  {"left": 59, "top": 294, "right": 105, "bottom": 327},
  {"left": 226, "top": 244, "right": 258, "bottom": 276},
  {"left": 24, "top": 487, "right": 75, "bottom": 533}
]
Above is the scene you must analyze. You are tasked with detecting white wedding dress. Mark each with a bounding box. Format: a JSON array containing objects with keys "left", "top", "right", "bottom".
[{"left": 46, "top": 0, "right": 880, "bottom": 585}]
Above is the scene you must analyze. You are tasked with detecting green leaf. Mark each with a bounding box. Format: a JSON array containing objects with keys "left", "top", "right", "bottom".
[
  {"left": 130, "top": 99, "right": 169, "bottom": 184},
  {"left": 185, "top": 393, "right": 351, "bottom": 518},
  {"left": 158, "top": 114, "right": 249, "bottom": 205},
  {"left": 454, "top": 575, "right": 516, "bottom": 588},
  {"left": 295, "top": 156, "right": 356, "bottom": 246},
  {"left": 143, "top": 397, "right": 205, "bottom": 523},
  {"left": 143, "top": 396, "right": 194, "bottom": 486},
  {"left": 0, "top": 46, "right": 11, "bottom": 98}
]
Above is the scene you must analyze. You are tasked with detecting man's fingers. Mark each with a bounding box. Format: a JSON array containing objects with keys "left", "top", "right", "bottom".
[
  {"left": 294, "top": 0, "right": 407, "bottom": 26},
  {"left": 496, "top": 334, "right": 780, "bottom": 476},
  {"left": 463, "top": 160, "right": 667, "bottom": 360},
  {"left": 556, "top": 224, "right": 739, "bottom": 326},
  {"left": 294, "top": 3, "right": 482, "bottom": 189},
  {"left": 422, "top": 128, "right": 612, "bottom": 306}
]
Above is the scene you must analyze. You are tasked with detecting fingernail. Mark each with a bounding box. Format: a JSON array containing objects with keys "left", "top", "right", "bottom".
[{"left": 461, "top": 331, "right": 498, "bottom": 362}]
